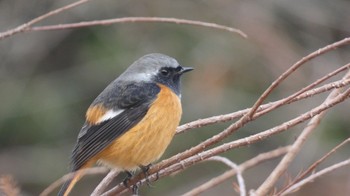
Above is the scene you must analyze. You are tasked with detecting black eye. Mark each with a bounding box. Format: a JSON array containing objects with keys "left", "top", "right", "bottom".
[
  {"left": 160, "top": 68, "right": 170, "bottom": 76},
  {"left": 175, "top": 66, "right": 182, "bottom": 72}
]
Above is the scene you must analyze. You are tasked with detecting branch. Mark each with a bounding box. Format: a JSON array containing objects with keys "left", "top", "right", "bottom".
[
  {"left": 277, "top": 137, "right": 350, "bottom": 195},
  {"left": 0, "top": 0, "right": 92, "bottom": 40},
  {"left": 246, "top": 37, "right": 350, "bottom": 119},
  {"left": 282, "top": 158, "right": 350, "bottom": 195},
  {"left": 91, "top": 170, "right": 119, "bottom": 196},
  {"left": 40, "top": 167, "right": 108, "bottom": 196},
  {"left": 207, "top": 156, "right": 246, "bottom": 196},
  {"left": 182, "top": 147, "right": 290, "bottom": 196},
  {"left": 28, "top": 17, "right": 247, "bottom": 38},
  {"left": 253, "top": 70, "right": 350, "bottom": 195}
]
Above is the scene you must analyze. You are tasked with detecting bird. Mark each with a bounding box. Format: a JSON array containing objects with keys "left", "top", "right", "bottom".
[{"left": 58, "top": 53, "right": 193, "bottom": 196}]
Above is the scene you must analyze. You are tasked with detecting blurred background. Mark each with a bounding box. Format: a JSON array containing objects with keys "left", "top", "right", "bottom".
[{"left": 1, "top": 0, "right": 350, "bottom": 195}]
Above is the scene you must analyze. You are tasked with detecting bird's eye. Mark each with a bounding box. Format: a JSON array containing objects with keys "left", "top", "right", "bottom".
[
  {"left": 160, "top": 68, "right": 170, "bottom": 76},
  {"left": 175, "top": 66, "right": 182, "bottom": 72}
]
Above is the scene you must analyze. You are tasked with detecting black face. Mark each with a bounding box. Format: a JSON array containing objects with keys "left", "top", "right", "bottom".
[{"left": 154, "top": 66, "right": 189, "bottom": 96}]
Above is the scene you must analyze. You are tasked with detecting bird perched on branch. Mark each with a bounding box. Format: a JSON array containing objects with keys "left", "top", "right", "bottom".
[{"left": 58, "top": 53, "right": 193, "bottom": 196}]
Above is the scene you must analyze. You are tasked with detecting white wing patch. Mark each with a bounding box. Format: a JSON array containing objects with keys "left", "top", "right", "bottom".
[{"left": 97, "top": 109, "right": 124, "bottom": 123}]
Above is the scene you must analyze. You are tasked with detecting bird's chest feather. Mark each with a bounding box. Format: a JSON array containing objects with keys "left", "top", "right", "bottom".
[{"left": 99, "top": 84, "right": 182, "bottom": 170}]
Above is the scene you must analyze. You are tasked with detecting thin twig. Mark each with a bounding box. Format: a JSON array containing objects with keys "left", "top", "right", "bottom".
[
  {"left": 28, "top": 17, "right": 247, "bottom": 38},
  {"left": 282, "top": 158, "right": 350, "bottom": 195},
  {"left": 255, "top": 62, "right": 350, "bottom": 117},
  {"left": 182, "top": 146, "right": 290, "bottom": 196},
  {"left": 91, "top": 170, "right": 119, "bottom": 196},
  {"left": 207, "top": 156, "right": 246, "bottom": 196},
  {"left": 40, "top": 167, "right": 108, "bottom": 196},
  {"left": 246, "top": 37, "right": 350, "bottom": 119},
  {"left": 0, "top": 0, "right": 92, "bottom": 40},
  {"left": 293, "top": 78, "right": 350, "bottom": 102},
  {"left": 254, "top": 70, "right": 350, "bottom": 196},
  {"left": 277, "top": 137, "right": 350, "bottom": 195},
  {"left": 254, "top": 90, "right": 344, "bottom": 195}
]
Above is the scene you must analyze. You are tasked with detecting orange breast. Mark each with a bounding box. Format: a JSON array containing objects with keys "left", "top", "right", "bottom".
[{"left": 96, "top": 84, "right": 182, "bottom": 170}]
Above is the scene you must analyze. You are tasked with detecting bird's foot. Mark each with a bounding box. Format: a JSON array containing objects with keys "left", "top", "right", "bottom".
[
  {"left": 123, "top": 171, "right": 133, "bottom": 188},
  {"left": 123, "top": 171, "right": 140, "bottom": 195},
  {"left": 139, "top": 164, "right": 153, "bottom": 187}
]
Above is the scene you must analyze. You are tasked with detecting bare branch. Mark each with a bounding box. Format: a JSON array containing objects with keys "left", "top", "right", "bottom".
[
  {"left": 206, "top": 156, "right": 246, "bottom": 196},
  {"left": 246, "top": 37, "right": 350, "bottom": 119},
  {"left": 277, "top": 137, "right": 350, "bottom": 195},
  {"left": 183, "top": 146, "right": 290, "bottom": 196},
  {"left": 282, "top": 158, "right": 350, "bottom": 195},
  {"left": 40, "top": 167, "right": 108, "bottom": 196},
  {"left": 0, "top": 0, "right": 92, "bottom": 40},
  {"left": 295, "top": 138, "right": 350, "bottom": 182},
  {"left": 29, "top": 17, "right": 247, "bottom": 38},
  {"left": 91, "top": 170, "right": 119, "bottom": 196},
  {"left": 254, "top": 70, "right": 350, "bottom": 196}
]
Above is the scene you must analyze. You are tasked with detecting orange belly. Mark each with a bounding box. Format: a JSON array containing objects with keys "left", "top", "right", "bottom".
[{"left": 96, "top": 84, "right": 182, "bottom": 170}]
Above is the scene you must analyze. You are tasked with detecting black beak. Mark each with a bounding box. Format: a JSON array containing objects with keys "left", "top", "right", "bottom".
[{"left": 180, "top": 66, "right": 194, "bottom": 74}]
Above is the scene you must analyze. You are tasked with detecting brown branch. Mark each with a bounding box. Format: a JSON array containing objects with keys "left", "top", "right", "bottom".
[
  {"left": 277, "top": 137, "right": 350, "bottom": 195},
  {"left": 28, "top": 17, "right": 247, "bottom": 38},
  {"left": 40, "top": 167, "right": 108, "bottom": 196},
  {"left": 91, "top": 170, "right": 119, "bottom": 196},
  {"left": 254, "top": 71, "right": 349, "bottom": 195},
  {"left": 282, "top": 158, "right": 350, "bottom": 195},
  {"left": 246, "top": 37, "right": 350, "bottom": 119},
  {"left": 0, "top": 0, "right": 92, "bottom": 40},
  {"left": 206, "top": 156, "right": 246, "bottom": 196},
  {"left": 182, "top": 146, "right": 290, "bottom": 196}
]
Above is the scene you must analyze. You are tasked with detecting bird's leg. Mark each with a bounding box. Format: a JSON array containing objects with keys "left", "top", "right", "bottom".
[
  {"left": 123, "top": 171, "right": 140, "bottom": 195},
  {"left": 123, "top": 171, "right": 133, "bottom": 188},
  {"left": 131, "top": 182, "right": 140, "bottom": 196},
  {"left": 155, "top": 170, "right": 160, "bottom": 181},
  {"left": 139, "top": 164, "right": 152, "bottom": 187}
]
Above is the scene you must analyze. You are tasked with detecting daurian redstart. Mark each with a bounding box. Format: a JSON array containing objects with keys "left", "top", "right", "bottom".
[{"left": 58, "top": 53, "right": 193, "bottom": 196}]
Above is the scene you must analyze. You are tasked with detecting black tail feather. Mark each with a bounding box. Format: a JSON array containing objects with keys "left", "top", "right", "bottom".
[{"left": 57, "top": 177, "right": 73, "bottom": 196}]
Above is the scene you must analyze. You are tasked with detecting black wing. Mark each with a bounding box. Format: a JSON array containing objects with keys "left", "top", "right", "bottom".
[{"left": 71, "top": 83, "right": 160, "bottom": 170}]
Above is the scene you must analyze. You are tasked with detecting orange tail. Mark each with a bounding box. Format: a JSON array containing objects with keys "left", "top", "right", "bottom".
[{"left": 58, "top": 163, "right": 92, "bottom": 196}]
